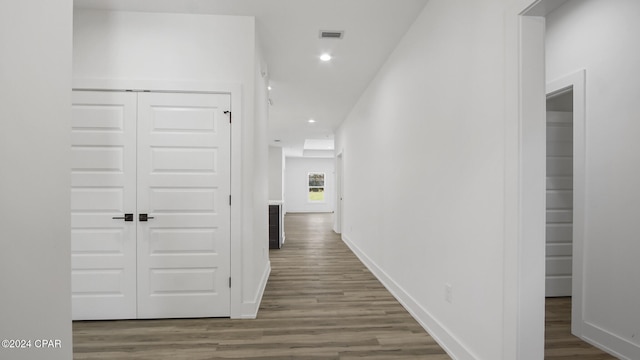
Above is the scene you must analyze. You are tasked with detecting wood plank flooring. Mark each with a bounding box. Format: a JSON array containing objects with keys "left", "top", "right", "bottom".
[
  {"left": 545, "top": 297, "right": 616, "bottom": 359},
  {"left": 73, "top": 213, "right": 449, "bottom": 359},
  {"left": 73, "top": 212, "right": 617, "bottom": 359}
]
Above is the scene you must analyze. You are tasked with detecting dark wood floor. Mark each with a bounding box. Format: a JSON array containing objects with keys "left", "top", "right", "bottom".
[{"left": 73, "top": 213, "right": 615, "bottom": 359}]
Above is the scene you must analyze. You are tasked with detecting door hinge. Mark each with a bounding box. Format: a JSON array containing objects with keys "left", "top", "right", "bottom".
[
  {"left": 229, "top": 195, "right": 231, "bottom": 206},
  {"left": 224, "top": 110, "right": 231, "bottom": 123},
  {"left": 229, "top": 277, "right": 232, "bottom": 288}
]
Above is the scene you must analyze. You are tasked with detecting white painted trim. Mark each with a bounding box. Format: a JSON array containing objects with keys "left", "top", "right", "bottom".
[
  {"left": 521, "top": 0, "right": 569, "bottom": 16},
  {"left": 582, "top": 321, "right": 639, "bottom": 360},
  {"left": 229, "top": 83, "right": 244, "bottom": 320},
  {"left": 516, "top": 12, "right": 548, "bottom": 358},
  {"left": 73, "top": 78, "right": 241, "bottom": 94},
  {"left": 504, "top": 1, "right": 560, "bottom": 359},
  {"left": 546, "top": 70, "right": 587, "bottom": 338},
  {"left": 238, "top": 261, "right": 271, "bottom": 319},
  {"left": 502, "top": 5, "right": 522, "bottom": 357},
  {"left": 72, "top": 78, "right": 245, "bottom": 319},
  {"left": 342, "top": 234, "right": 476, "bottom": 360},
  {"left": 333, "top": 151, "right": 343, "bottom": 234}
]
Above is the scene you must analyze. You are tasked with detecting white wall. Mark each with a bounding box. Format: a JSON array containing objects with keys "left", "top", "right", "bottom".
[
  {"left": 73, "top": 10, "right": 254, "bottom": 85},
  {"left": 246, "top": 39, "right": 271, "bottom": 316},
  {"left": 547, "top": 1, "right": 640, "bottom": 358},
  {"left": 285, "top": 157, "right": 334, "bottom": 213},
  {"left": 0, "top": 2, "right": 73, "bottom": 359},
  {"left": 73, "top": 9, "right": 269, "bottom": 318},
  {"left": 268, "top": 146, "right": 285, "bottom": 200},
  {"left": 335, "top": 0, "right": 517, "bottom": 359}
]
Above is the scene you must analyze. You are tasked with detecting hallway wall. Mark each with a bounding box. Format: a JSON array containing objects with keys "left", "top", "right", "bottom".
[
  {"left": 336, "top": 0, "right": 511, "bottom": 358},
  {"left": 0, "top": 2, "right": 73, "bottom": 359},
  {"left": 546, "top": 1, "right": 640, "bottom": 358},
  {"left": 268, "top": 146, "right": 285, "bottom": 201}
]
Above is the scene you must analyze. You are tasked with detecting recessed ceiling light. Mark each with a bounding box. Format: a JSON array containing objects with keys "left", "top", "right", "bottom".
[
  {"left": 308, "top": 119, "right": 316, "bottom": 123},
  {"left": 320, "top": 53, "right": 332, "bottom": 62},
  {"left": 268, "top": 86, "right": 272, "bottom": 91}
]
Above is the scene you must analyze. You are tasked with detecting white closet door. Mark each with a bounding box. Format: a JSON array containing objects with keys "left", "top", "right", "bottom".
[
  {"left": 71, "top": 91, "right": 138, "bottom": 320},
  {"left": 136, "top": 92, "right": 231, "bottom": 318}
]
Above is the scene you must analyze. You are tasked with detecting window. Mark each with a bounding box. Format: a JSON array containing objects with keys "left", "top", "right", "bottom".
[{"left": 308, "top": 172, "right": 325, "bottom": 202}]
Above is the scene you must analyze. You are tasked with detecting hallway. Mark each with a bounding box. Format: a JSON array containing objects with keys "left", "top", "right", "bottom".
[{"left": 259, "top": 212, "right": 450, "bottom": 358}]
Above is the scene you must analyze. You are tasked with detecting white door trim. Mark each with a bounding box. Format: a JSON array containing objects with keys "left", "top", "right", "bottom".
[
  {"left": 504, "top": 1, "right": 569, "bottom": 358},
  {"left": 546, "top": 70, "right": 587, "bottom": 337},
  {"left": 73, "top": 78, "right": 244, "bottom": 319},
  {"left": 334, "top": 151, "right": 343, "bottom": 234},
  {"left": 506, "top": 1, "right": 588, "bottom": 359}
]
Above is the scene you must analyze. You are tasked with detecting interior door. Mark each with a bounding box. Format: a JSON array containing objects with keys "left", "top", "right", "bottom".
[
  {"left": 136, "top": 92, "right": 231, "bottom": 318},
  {"left": 71, "top": 91, "right": 137, "bottom": 320}
]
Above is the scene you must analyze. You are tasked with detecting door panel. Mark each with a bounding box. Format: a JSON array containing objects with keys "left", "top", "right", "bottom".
[
  {"left": 71, "top": 91, "right": 137, "bottom": 320},
  {"left": 136, "top": 92, "right": 231, "bottom": 318}
]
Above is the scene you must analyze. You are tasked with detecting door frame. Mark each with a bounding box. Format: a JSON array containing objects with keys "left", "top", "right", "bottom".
[
  {"left": 334, "top": 151, "right": 343, "bottom": 234},
  {"left": 546, "top": 70, "right": 587, "bottom": 336},
  {"left": 504, "top": 1, "right": 570, "bottom": 358},
  {"left": 73, "top": 78, "right": 243, "bottom": 319}
]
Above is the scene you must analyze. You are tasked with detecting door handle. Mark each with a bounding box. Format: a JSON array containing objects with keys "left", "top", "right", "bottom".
[
  {"left": 139, "top": 214, "right": 155, "bottom": 222},
  {"left": 112, "top": 214, "right": 134, "bottom": 222}
]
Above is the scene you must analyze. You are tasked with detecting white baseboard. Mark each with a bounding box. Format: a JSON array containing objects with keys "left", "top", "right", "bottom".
[
  {"left": 239, "top": 261, "right": 271, "bottom": 319},
  {"left": 342, "top": 234, "right": 476, "bottom": 360},
  {"left": 582, "top": 321, "right": 640, "bottom": 360}
]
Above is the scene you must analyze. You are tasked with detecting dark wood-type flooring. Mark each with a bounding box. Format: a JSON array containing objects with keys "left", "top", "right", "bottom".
[{"left": 73, "top": 213, "right": 616, "bottom": 359}]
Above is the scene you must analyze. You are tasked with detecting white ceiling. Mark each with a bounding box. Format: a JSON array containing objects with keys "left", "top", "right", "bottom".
[
  {"left": 74, "top": 0, "right": 429, "bottom": 156},
  {"left": 304, "top": 139, "right": 334, "bottom": 151}
]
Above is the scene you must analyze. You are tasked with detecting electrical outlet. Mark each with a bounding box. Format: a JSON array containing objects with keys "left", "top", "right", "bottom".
[{"left": 445, "top": 283, "right": 453, "bottom": 304}]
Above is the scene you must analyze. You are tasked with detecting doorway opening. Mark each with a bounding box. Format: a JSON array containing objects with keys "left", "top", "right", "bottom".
[
  {"left": 545, "top": 88, "right": 574, "bottom": 299},
  {"left": 544, "top": 70, "right": 587, "bottom": 346},
  {"left": 543, "top": 69, "right": 599, "bottom": 357}
]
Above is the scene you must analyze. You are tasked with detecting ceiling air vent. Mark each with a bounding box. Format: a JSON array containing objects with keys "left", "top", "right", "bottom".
[{"left": 319, "top": 30, "right": 344, "bottom": 39}]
